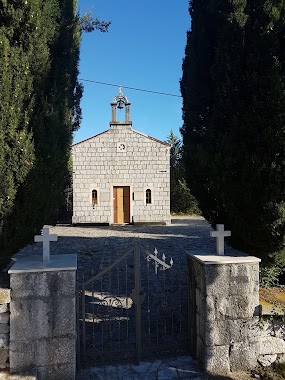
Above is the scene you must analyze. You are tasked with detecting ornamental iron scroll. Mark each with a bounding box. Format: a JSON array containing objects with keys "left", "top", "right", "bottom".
[
  {"left": 77, "top": 239, "right": 188, "bottom": 368},
  {"left": 147, "top": 247, "right": 173, "bottom": 274},
  {"left": 94, "top": 296, "right": 124, "bottom": 322}
]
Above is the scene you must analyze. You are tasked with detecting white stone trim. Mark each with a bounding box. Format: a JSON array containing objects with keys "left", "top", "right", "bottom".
[
  {"left": 8, "top": 254, "right": 77, "bottom": 273},
  {"left": 133, "top": 191, "right": 144, "bottom": 201},
  {"left": 187, "top": 249, "right": 261, "bottom": 265},
  {"left": 143, "top": 186, "right": 154, "bottom": 206},
  {"left": 90, "top": 185, "right": 100, "bottom": 206}
]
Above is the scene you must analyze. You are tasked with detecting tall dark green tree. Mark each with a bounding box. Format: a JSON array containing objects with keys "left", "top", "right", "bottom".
[
  {"left": 181, "top": 0, "right": 285, "bottom": 258},
  {"left": 0, "top": 0, "right": 109, "bottom": 264},
  {"left": 3, "top": 0, "right": 82, "bottom": 251},
  {"left": 166, "top": 131, "right": 199, "bottom": 214},
  {"left": 0, "top": 0, "right": 54, "bottom": 249}
]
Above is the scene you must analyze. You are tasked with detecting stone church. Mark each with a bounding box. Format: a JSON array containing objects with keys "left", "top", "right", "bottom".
[{"left": 72, "top": 88, "right": 170, "bottom": 225}]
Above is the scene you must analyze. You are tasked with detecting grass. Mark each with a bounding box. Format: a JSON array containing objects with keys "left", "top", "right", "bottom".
[{"left": 260, "top": 288, "right": 285, "bottom": 307}]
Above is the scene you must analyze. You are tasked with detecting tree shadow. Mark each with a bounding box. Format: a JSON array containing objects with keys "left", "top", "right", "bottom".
[{"left": 15, "top": 217, "right": 254, "bottom": 378}]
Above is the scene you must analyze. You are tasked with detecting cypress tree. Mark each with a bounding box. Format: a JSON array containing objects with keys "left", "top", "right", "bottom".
[
  {"left": 0, "top": 0, "right": 109, "bottom": 264},
  {"left": 2, "top": 0, "right": 82, "bottom": 253},
  {"left": 0, "top": 0, "right": 47, "bottom": 243},
  {"left": 166, "top": 131, "right": 199, "bottom": 214},
  {"left": 181, "top": 0, "right": 285, "bottom": 258}
]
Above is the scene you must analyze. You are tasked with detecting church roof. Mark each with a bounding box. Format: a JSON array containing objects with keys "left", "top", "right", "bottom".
[
  {"left": 72, "top": 131, "right": 109, "bottom": 147},
  {"left": 72, "top": 129, "right": 170, "bottom": 148}
]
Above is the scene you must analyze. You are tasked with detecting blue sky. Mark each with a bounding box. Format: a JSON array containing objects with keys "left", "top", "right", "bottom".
[{"left": 74, "top": 0, "right": 190, "bottom": 144}]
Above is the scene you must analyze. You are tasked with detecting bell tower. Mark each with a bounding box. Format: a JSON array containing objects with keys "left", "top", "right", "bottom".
[{"left": 110, "top": 86, "right": 132, "bottom": 127}]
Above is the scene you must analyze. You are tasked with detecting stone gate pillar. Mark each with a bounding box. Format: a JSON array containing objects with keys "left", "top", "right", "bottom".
[
  {"left": 188, "top": 249, "right": 260, "bottom": 374},
  {"left": 8, "top": 255, "right": 77, "bottom": 380}
]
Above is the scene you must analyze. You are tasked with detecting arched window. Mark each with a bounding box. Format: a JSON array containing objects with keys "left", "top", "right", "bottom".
[
  {"left": 146, "top": 189, "right": 152, "bottom": 204},
  {"left": 92, "top": 190, "right": 98, "bottom": 206}
]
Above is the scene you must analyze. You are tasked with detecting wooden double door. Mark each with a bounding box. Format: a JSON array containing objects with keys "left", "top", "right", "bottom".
[{"left": 113, "top": 186, "right": 130, "bottom": 224}]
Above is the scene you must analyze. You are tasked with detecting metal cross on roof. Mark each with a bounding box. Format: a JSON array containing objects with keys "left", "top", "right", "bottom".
[
  {"left": 210, "top": 224, "right": 231, "bottom": 256},
  {"left": 34, "top": 227, "right": 58, "bottom": 262}
]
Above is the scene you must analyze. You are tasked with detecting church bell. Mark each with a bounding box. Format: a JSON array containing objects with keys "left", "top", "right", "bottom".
[{"left": 117, "top": 99, "right": 124, "bottom": 109}]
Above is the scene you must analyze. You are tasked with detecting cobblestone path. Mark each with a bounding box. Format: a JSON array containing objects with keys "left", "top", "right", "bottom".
[{"left": 16, "top": 215, "right": 214, "bottom": 277}]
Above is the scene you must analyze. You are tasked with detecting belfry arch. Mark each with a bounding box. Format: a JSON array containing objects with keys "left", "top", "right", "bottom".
[{"left": 110, "top": 86, "right": 131, "bottom": 123}]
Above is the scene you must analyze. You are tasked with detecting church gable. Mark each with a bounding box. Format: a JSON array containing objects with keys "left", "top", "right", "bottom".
[
  {"left": 72, "top": 127, "right": 169, "bottom": 150},
  {"left": 72, "top": 88, "right": 170, "bottom": 225},
  {"left": 72, "top": 130, "right": 109, "bottom": 148}
]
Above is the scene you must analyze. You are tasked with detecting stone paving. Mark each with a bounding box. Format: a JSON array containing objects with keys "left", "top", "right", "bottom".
[
  {"left": 76, "top": 355, "right": 211, "bottom": 380},
  {"left": 15, "top": 216, "right": 214, "bottom": 278},
  {"left": 15, "top": 216, "right": 215, "bottom": 380},
  {"left": 13, "top": 216, "right": 253, "bottom": 380},
  {"left": 74, "top": 355, "right": 252, "bottom": 380}
]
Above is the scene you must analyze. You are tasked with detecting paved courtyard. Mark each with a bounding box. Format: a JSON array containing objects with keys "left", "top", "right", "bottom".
[
  {"left": 16, "top": 216, "right": 214, "bottom": 276},
  {"left": 14, "top": 216, "right": 253, "bottom": 380}
]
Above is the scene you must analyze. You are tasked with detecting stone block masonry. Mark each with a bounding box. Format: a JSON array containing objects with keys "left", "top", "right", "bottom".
[
  {"left": 188, "top": 249, "right": 261, "bottom": 375},
  {"left": 8, "top": 255, "right": 77, "bottom": 380},
  {"left": 72, "top": 122, "right": 170, "bottom": 225},
  {"left": 258, "top": 309, "right": 285, "bottom": 366},
  {"left": 0, "top": 284, "right": 11, "bottom": 370}
]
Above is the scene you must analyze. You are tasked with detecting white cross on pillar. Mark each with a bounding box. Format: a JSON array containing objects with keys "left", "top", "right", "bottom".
[
  {"left": 34, "top": 227, "right": 58, "bottom": 262},
  {"left": 210, "top": 224, "right": 231, "bottom": 255}
]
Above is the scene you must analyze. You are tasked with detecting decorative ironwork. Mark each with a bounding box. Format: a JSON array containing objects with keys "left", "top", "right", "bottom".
[
  {"left": 147, "top": 247, "right": 173, "bottom": 274},
  {"left": 77, "top": 239, "right": 188, "bottom": 368}
]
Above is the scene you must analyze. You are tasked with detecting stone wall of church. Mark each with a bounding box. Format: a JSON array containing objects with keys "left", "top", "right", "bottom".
[{"left": 72, "top": 124, "right": 170, "bottom": 225}]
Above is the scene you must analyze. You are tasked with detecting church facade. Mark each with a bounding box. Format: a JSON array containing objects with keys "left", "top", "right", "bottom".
[{"left": 72, "top": 89, "right": 170, "bottom": 225}]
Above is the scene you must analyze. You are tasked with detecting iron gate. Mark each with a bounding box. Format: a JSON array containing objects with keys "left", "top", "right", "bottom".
[{"left": 77, "top": 239, "right": 189, "bottom": 367}]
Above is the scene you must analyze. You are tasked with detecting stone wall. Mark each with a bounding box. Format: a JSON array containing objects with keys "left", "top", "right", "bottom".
[
  {"left": 188, "top": 250, "right": 261, "bottom": 375},
  {"left": 8, "top": 255, "right": 77, "bottom": 380},
  {"left": 259, "top": 316, "right": 285, "bottom": 366},
  {"left": 0, "top": 284, "right": 10, "bottom": 370},
  {"left": 72, "top": 123, "right": 170, "bottom": 225}
]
